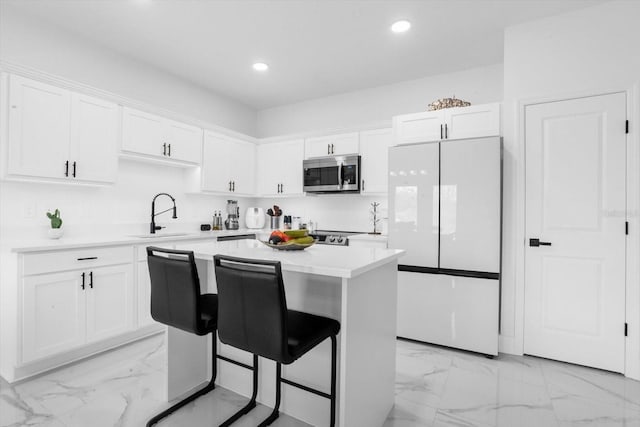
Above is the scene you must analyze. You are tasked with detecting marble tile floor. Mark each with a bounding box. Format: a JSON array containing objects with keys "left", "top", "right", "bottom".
[{"left": 1, "top": 334, "right": 639, "bottom": 427}]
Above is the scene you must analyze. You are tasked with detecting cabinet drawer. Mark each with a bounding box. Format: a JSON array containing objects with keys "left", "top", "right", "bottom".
[{"left": 23, "top": 246, "right": 132, "bottom": 276}]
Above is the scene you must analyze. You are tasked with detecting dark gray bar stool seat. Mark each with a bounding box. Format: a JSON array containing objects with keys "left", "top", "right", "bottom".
[{"left": 214, "top": 255, "right": 340, "bottom": 427}]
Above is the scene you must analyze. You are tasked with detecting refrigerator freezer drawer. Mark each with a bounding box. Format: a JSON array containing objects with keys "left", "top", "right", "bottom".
[{"left": 396, "top": 271, "right": 499, "bottom": 355}]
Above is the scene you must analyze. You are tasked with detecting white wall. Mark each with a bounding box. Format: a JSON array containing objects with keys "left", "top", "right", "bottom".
[
  {"left": 256, "top": 64, "right": 504, "bottom": 138},
  {"left": 0, "top": 5, "right": 257, "bottom": 136},
  {"left": 500, "top": 0, "right": 640, "bottom": 378}
]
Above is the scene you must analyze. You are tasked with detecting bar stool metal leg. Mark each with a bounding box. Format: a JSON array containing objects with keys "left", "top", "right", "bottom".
[
  {"left": 219, "top": 354, "right": 259, "bottom": 427},
  {"left": 146, "top": 332, "right": 218, "bottom": 427},
  {"left": 258, "top": 362, "right": 282, "bottom": 426}
]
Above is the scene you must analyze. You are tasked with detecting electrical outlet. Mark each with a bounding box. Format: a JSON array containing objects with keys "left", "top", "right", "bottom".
[{"left": 23, "top": 204, "right": 36, "bottom": 219}]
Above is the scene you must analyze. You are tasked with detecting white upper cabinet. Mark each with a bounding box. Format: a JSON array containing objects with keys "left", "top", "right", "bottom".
[
  {"left": 446, "top": 103, "right": 501, "bottom": 140},
  {"left": 257, "top": 139, "right": 305, "bottom": 197},
  {"left": 122, "top": 107, "right": 202, "bottom": 165},
  {"left": 70, "top": 93, "right": 119, "bottom": 183},
  {"left": 6, "top": 75, "right": 118, "bottom": 184},
  {"left": 7, "top": 75, "right": 71, "bottom": 180},
  {"left": 359, "top": 128, "right": 393, "bottom": 194},
  {"left": 165, "top": 119, "right": 203, "bottom": 164},
  {"left": 393, "top": 103, "right": 500, "bottom": 145},
  {"left": 201, "top": 131, "right": 256, "bottom": 196},
  {"left": 305, "top": 132, "right": 359, "bottom": 158}
]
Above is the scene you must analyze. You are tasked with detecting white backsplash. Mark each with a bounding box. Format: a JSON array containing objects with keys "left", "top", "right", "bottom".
[
  {"left": 0, "top": 159, "right": 387, "bottom": 240},
  {"left": 259, "top": 194, "right": 388, "bottom": 234},
  {"left": 0, "top": 159, "right": 258, "bottom": 240}
]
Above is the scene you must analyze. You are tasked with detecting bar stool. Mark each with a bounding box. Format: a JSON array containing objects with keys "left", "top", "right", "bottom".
[
  {"left": 145, "top": 247, "right": 255, "bottom": 427},
  {"left": 214, "top": 255, "right": 341, "bottom": 427}
]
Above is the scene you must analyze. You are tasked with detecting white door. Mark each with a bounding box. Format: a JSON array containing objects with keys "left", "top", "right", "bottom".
[
  {"left": 8, "top": 75, "right": 71, "bottom": 179},
  {"left": 70, "top": 93, "right": 118, "bottom": 183},
  {"left": 166, "top": 119, "right": 202, "bottom": 164},
  {"left": 86, "top": 264, "right": 134, "bottom": 343},
  {"left": 122, "top": 107, "right": 165, "bottom": 158},
  {"left": 22, "top": 271, "right": 86, "bottom": 363},
  {"left": 360, "top": 128, "right": 393, "bottom": 194},
  {"left": 524, "top": 93, "right": 626, "bottom": 372},
  {"left": 388, "top": 143, "right": 440, "bottom": 268}
]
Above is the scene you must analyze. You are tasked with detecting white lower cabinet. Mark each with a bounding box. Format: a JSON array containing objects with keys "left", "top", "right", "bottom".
[
  {"left": 21, "top": 263, "right": 134, "bottom": 364},
  {"left": 396, "top": 272, "right": 499, "bottom": 355},
  {"left": 85, "top": 264, "right": 134, "bottom": 344},
  {"left": 22, "top": 271, "right": 86, "bottom": 363}
]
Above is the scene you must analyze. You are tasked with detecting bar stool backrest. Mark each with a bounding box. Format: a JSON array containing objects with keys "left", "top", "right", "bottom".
[
  {"left": 147, "top": 246, "right": 203, "bottom": 334},
  {"left": 214, "top": 255, "right": 288, "bottom": 362}
]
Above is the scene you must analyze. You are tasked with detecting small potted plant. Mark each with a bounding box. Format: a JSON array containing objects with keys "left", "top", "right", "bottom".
[{"left": 46, "top": 209, "right": 64, "bottom": 239}]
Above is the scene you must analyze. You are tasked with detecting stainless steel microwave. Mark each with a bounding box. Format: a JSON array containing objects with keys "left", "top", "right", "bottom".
[{"left": 303, "top": 154, "right": 361, "bottom": 193}]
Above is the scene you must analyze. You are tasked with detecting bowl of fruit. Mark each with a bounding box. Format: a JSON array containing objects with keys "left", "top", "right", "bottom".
[{"left": 261, "top": 229, "right": 316, "bottom": 250}]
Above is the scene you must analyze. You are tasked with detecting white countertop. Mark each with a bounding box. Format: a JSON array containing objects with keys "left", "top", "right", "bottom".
[
  {"left": 5, "top": 229, "right": 261, "bottom": 253},
  {"left": 173, "top": 239, "right": 404, "bottom": 279}
]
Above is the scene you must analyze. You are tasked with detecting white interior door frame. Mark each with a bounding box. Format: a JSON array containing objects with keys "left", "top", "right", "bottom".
[{"left": 511, "top": 86, "right": 640, "bottom": 380}]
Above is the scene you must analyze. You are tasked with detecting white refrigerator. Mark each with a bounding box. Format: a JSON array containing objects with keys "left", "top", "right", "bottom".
[{"left": 388, "top": 136, "right": 502, "bottom": 356}]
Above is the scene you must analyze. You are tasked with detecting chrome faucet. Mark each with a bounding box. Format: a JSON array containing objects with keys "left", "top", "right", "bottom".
[{"left": 150, "top": 193, "right": 177, "bottom": 234}]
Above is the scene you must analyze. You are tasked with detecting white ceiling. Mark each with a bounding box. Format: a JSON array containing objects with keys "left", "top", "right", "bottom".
[{"left": 3, "top": 0, "right": 605, "bottom": 110}]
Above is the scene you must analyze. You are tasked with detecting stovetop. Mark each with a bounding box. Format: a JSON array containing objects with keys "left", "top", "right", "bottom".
[{"left": 309, "top": 230, "right": 362, "bottom": 246}]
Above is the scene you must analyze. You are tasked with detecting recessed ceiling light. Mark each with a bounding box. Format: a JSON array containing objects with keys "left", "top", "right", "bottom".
[
  {"left": 253, "top": 62, "right": 269, "bottom": 72},
  {"left": 391, "top": 20, "right": 411, "bottom": 33}
]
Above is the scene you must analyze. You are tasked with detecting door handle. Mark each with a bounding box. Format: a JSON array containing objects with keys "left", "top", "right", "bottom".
[
  {"left": 362, "top": 179, "right": 365, "bottom": 191},
  {"left": 81, "top": 272, "right": 85, "bottom": 290},
  {"left": 327, "top": 144, "right": 330, "bottom": 155},
  {"left": 529, "top": 238, "right": 552, "bottom": 247},
  {"left": 72, "top": 161, "right": 76, "bottom": 178},
  {"left": 168, "top": 144, "right": 171, "bottom": 157},
  {"left": 89, "top": 271, "right": 93, "bottom": 289},
  {"left": 331, "top": 144, "right": 335, "bottom": 154},
  {"left": 229, "top": 181, "right": 232, "bottom": 191},
  {"left": 65, "top": 160, "right": 69, "bottom": 177},
  {"left": 163, "top": 143, "right": 167, "bottom": 156},
  {"left": 445, "top": 123, "right": 448, "bottom": 139},
  {"left": 232, "top": 181, "right": 235, "bottom": 192}
]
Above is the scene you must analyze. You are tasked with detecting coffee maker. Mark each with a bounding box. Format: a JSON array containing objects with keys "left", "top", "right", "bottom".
[{"left": 224, "top": 200, "right": 240, "bottom": 230}]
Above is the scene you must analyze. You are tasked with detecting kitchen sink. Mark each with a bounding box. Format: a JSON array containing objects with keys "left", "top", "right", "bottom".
[{"left": 128, "top": 232, "right": 192, "bottom": 239}]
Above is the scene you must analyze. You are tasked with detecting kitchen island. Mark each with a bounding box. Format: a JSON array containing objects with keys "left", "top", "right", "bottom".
[{"left": 165, "top": 238, "right": 404, "bottom": 427}]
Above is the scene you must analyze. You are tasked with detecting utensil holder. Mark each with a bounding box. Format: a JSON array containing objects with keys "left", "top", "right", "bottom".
[{"left": 270, "top": 216, "right": 281, "bottom": 230}]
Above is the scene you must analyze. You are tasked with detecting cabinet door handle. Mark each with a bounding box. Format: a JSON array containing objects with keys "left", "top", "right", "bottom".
[
  {"left": 81, "top": 272, "right": 85, "bottom": 290},
  {"left": 65, "top": 160, "right": 69, "bottom": 177},
  {"left": 327, "top": 144, "right": 330, "bottom": 155},
  {"left": 331, "top": 144, "right": 334, "bottom": 154},
  {"left": 168, "top": 144, "right": 171, "bottom": 157},
  {"left": 229, "top": 181, "right": 232, "bottom": 191},
  {"left": 440, "top": 124, "right": 443, "bottom": 140},
  {"left": 232, "top": 181, "right": 235, "bottom": 192},
  {"left": 89, "top": 271, "right": 93, "bottom": 289},
  {"left": 77, "top": 256, "right": 98, "bottom": 261},
  {"left": 72, "top": 161, "right": 76, "bottom": 178},
  {"left": 163, "top": 143, "right": 167, "bottom": 156},
  {"left": 362, "top": 179, "right": 365, "bottom": 191},
  {"left": 280, "top": 183, "right": 283, "bottom": 193},
  {"left": 445, "top": 123, "right": 448, "bottom": 139}
]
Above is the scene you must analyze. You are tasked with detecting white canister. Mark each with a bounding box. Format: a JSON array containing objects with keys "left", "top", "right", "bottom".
[{"left": 245, "top": 207, "right": 266, "bottom": 229}]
